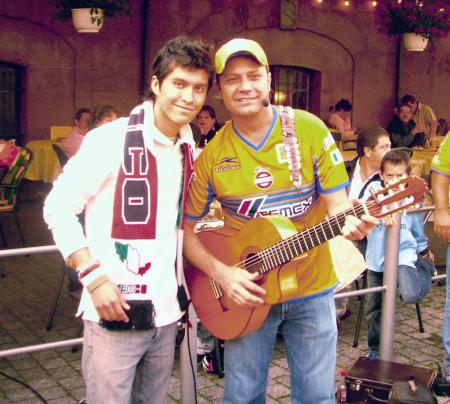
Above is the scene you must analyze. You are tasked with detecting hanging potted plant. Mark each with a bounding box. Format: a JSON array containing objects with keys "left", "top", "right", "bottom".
[
  {"left": 49, "top": 0, "right": 132, "bottom": 33},
  {"left": 373, "top": 0, "right": 450, "bottom": 51}
]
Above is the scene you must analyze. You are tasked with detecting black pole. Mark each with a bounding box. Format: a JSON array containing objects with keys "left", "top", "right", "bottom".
[
  {"left": 395, "top": 35, "right": 403, "bottom": 106},
  {"left": 141, "top": 0, "right": 149, "bottom": 98}
]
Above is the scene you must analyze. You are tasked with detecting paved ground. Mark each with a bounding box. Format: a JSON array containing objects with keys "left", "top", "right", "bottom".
[{"left": 0, "top": 180, "right": 449, "bottom": 403}]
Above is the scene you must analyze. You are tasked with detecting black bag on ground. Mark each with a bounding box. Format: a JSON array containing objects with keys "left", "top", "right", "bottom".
[
  {"left": 346, "top": 357, "right": 436, "bottom": 403},
  {"left": 388, "top": 379, "right": 437, "bottom": 404}
]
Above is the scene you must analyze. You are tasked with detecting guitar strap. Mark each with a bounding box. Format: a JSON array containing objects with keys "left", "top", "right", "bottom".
[{"left": 278, "top": 106, "right": 302, "bottom": 189}]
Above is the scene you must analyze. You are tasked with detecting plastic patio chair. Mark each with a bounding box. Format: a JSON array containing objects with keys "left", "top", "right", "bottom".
[
  {"left": 0, "top": 146, "right": 33, "bottom": 248},
  {"left": 52, "top": 143, "right": 69, "bottom": 168}
]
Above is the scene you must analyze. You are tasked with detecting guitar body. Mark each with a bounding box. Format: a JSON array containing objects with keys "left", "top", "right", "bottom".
[
  {"left": 185, "top": 215, "right": 307, "bottom": 340},
  {"left": 185, "top": 176, "right": 427, "bottom": 340}
]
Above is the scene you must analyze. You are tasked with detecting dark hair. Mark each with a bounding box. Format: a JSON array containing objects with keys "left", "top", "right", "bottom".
[
  {"left": 380, "top": 149, "right": 412, "bottom": 175},
  {"left": 74, "top": 108, "right": 90, "bottom": 121},
  {"left": 147, "top": 36, "right": 214, "bottom": 100},
  {"left": 397, "top": 103, "right": 412, "bottom": 112},
  {"left": 400, "top": 94, "right": 416, "bottom": 104},
  {"left": 198, "top": 104, "right": 216, "bottom": 120},
  {"left": 334, "top": 99, "right": 352, "bottom": 112},
  {"left": 88, "top": 105, "right": 120, "bottom": 129},
  {"left": 356, "top": 127, "right": 390, "bottom": 157}
]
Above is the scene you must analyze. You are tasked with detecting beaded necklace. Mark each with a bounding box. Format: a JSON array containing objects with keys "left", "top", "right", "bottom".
[{"left": 279, "top": 106, "right": 302, "bottom": 189}]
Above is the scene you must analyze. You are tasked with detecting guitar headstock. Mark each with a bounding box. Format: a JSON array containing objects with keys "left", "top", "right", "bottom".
[{"left": 367, "top": 176, "right": 428, "bottom": 218}]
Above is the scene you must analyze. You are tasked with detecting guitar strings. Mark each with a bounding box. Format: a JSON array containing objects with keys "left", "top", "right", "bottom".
[{"left": 236, "top": 202, "right": 374, "bottom": 272}]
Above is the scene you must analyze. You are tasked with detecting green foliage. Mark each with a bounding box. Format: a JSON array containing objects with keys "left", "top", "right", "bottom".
[
  {"left": 48, "top": 0, "right": 132, "bottom": 23},
  {"left": 374, "top": 0, "right": 450, "bottom": 40}
]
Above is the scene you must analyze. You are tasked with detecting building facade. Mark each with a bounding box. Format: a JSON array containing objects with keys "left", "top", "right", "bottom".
[{"left": 1, "top": 0, "right": 449, "bottom": 143}]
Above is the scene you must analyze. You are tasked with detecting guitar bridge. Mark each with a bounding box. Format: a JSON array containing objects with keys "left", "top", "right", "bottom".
[{"left": 210, "top": 278, "right": 223, "bottom": 299}]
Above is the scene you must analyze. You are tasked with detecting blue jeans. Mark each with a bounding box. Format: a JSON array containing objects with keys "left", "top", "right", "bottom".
[
  {"left": 443, "top": 244, "right": 450, "bottom": 374},
  {"left": 82, "top": 320, "right": 177, "bottom": 404},
  {"left": 223, "top": 292, "right": 337, "bottom": 404},
  {"left": 366, "top": 257, "right": 433, "bottom": 351}
]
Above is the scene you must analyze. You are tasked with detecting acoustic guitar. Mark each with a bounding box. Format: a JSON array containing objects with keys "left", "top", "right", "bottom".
[{"left": 184, "top": 177, "right": 427, "bottom": 340}]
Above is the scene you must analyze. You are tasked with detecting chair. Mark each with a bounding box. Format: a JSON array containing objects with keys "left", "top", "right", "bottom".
[
  {"left": 0, "top": 146, "right": 33, "bottom": 248},
  {"left": 50, "top": 126, "right": 72, "bottom": 141},
  {"left": 52, "top": 143, "right": 69, "bottom": 168}
]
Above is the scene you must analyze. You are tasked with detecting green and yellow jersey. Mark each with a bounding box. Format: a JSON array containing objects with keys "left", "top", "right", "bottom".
[
  {"left": 431, "top": 132, "right": 450, "bottom": 176},
  {"left": 186, "top": 107, "right": 349, "bottom": 299}
]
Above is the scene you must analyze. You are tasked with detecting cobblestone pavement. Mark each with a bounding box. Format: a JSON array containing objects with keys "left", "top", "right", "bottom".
[{"left": 0, "top": 188, "right": 449, "bottom": 403}]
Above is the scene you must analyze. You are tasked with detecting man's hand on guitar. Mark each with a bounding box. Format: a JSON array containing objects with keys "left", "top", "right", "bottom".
[
  {"left": 215, "top": 263, "right": 266, "bottom": 308},
  {"left": 342, "top": 214, "right": 378, "bottom": 241}
]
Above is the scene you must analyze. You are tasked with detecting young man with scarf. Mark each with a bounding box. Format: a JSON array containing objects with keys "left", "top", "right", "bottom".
[
  {"left": 44, "top": 36, "right": 213, "bottom": 404},
  {"left": 183, "top": 38, "right": 377, "bottom": 403}
]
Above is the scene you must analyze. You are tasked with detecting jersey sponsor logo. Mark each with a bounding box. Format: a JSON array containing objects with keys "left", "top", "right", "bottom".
[
  {"left": 275, "top": 143, "right": 288, "bottom": 164},
  {"left": 330, "top": 149, "right": 344, "bottom": 165},
  {"left": 117, "top": 283, "right": 148, "bottom": 294},
  {"left": 254, "top": 166, "right": 273, "bottom": 189},
  {"left": 214, "top": 157, "right": 241, "bottom": 172},
  {"left": 258, "top": 196, "right": 314, "bottom": 217},
  {"left": 324, "top": 133, "right": 335, "bottom": 151},
  {"left": 237, "top": 195, "right": 314, "bottom": 218},
  {"left": 237, "top": 196, "right": 267, "bottom": 217}
]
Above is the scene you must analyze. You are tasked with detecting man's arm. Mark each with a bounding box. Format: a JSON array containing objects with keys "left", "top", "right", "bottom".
[
  {"left": 320, "top": 188, "right": 377, "bottom": 240},
  {"left": 68, "top": 248, "right": 130, "bottom": 322},
  {"left": 432, "top": 171, "right": 450, "bottom": 242},
  {"left": 44, "top": 123, "right": 129, "bottom": 321},
  {"left": 183, "top": 222, "right": 266, "bottom": 308}
]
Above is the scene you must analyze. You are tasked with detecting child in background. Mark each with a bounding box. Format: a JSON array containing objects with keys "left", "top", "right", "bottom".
[{"left": 363, "top": 149, "right": 435, "bottom": 360}]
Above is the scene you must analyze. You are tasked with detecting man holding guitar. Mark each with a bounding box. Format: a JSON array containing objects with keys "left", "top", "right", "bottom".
[{"left": 183, "top": 38, "right": 377, "bottom": 403}]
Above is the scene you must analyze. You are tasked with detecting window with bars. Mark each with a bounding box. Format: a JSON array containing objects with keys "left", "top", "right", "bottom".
[
  {"left": 270, "top": 65, "right": 320, "bottom": 115},
  {"left": 0, "top": 62, "right": 23, "bottom": 143}
]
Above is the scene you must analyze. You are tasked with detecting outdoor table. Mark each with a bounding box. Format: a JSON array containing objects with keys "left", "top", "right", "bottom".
[{"left": 25, "top": 140, "right": 62, "bottom": 183}]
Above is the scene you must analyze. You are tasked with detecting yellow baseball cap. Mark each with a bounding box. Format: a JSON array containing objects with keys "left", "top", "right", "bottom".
[{"left": 214, "top": 38, "right": 269, "bottom": 74}]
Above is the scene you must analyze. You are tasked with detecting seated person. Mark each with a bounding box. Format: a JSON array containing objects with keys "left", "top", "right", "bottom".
[
  {"left": 362, "top": 149, "right": 435, "bottom": 360},
  {"left": 335, "top": 127, "right": 392, "bottom": 325},
  {"left": 61, "top": 107, "right": 90, "bottom": 157},
  {"left": 386, "top": 103, "right": 427, "bottom": 148},
  {"left": 0, "top": 140, "right": 19, "bottom": 170},
  {"left": 87, "top": 104, "right": 120, "bottom": 130},
  {"left": 329, "top": 99, "right": 357, "bottom": 148},
  {"left": 196, "top": 105, "right": 219, "bottom": 149}
]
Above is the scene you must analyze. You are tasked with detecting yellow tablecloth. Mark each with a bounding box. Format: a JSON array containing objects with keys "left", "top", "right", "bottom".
[
  {"left": 410, "top": 148, "right": 436, "bottom": 178},
  {"left": 25, "top": 140, "right": 62, "bottom": 183}
]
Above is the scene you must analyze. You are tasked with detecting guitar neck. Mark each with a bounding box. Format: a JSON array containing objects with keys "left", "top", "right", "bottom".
[{"left": 253, "top": 201, "right": 373, "bottom": 274}]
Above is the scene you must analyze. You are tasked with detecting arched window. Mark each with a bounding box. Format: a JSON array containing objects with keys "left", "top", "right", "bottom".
[
  {"left": 270, "top": 65, "right": 321, "bottom": 115},
  {"left": 0, "top": 62, "right": 23, "bottom": 143}
]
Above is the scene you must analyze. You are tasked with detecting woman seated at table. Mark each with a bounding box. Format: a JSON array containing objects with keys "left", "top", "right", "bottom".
[
  {"left": 386, "top": 103, "right": 427, "bottom": 148},
  {"left": 328, "top": 98, "right": 357, "bottom": 150},
  {"left": 62, "top": 105, "right": 119, "bottom": 157},
  {"left": 87, "top": 104, "right": 120, "bottom": 131}
]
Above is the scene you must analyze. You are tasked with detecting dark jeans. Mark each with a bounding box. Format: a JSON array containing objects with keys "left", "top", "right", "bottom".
[
  {"left": 410, "top": 133, "right": 427, "bottom": 148},
  {"left": 366, "top": 257, "right": 434, "bottom": 352}
]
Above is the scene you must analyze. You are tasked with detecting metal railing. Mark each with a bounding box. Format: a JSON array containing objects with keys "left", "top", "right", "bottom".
[{"left": 0, "top": 205, "right": 446, "bottom": 402}]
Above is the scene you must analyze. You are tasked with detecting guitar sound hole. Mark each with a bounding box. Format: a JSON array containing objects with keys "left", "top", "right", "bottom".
[{"left": 243, "top": 253, "right": 263, "bottom": 277}]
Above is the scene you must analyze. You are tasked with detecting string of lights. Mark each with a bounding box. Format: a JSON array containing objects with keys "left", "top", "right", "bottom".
[
  {"left": 310, "top": 0, "right": 446, "bottom": 8},
  {"left": 311, "top": 0, "right": 378, "bottom": 8}
]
